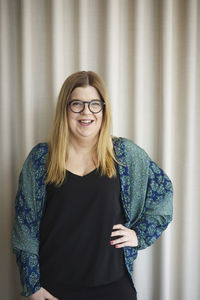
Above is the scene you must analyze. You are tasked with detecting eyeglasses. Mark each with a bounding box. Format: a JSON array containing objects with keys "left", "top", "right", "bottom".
[{"left": 68, "top": 99, "right": 105, "bottom": 114}]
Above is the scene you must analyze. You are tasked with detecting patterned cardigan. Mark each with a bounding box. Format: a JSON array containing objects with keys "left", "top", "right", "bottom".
[{"left": 11, "top": 136, "right": 173, "bottom": 297}]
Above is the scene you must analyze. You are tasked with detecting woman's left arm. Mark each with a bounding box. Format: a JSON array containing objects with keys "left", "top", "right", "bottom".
[{"left": 131, "top": 159, "right": 173, "bottom": 250}]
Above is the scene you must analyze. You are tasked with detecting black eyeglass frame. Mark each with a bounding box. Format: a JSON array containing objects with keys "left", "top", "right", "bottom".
[{"left": 67, "top": 99, "right": 105, "bottom": 114}]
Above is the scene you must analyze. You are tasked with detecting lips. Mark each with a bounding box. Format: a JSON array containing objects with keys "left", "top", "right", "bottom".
[
  {"left": 78, "top": 119, "right": 94, "bottom": 123},
  {"left": 78, "top": 119, "right": 94, "bottom": 126}
]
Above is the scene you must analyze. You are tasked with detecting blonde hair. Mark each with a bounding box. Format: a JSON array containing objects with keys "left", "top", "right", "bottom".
[{"left": 45, "top": 70, "right": 121, "bottom": 187}]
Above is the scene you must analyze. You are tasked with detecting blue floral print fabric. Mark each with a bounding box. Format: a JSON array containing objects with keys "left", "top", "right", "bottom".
[{"left": 11, "top": 137, "right": 173, "bottom": 297}]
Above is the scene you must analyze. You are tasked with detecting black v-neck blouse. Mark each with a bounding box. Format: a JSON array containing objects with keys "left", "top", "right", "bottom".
[{"left": 39, "top": 161, "right": 127, "bottom": 297}]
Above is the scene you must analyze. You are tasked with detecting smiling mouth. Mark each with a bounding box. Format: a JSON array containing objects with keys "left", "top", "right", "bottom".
[
  {"left": 79, "top": 120, "right": 94, "bottom": 124},
  {"left": 78, "top": 120, "right": 94, "bottom": 126}
]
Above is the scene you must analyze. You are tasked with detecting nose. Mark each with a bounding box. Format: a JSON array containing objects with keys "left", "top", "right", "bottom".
[{"left": 81, "top": 102, "right": 91, "bottom": 114}]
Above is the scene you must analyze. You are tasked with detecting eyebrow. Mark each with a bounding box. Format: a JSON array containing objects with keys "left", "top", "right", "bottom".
[{"left": 70, "top": 99, "right": 102, "bottom": 101}]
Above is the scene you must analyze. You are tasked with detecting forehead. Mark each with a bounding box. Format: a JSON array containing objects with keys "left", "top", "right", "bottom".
[{"left": 70, "top": 86, "right": 100, "bottom": 100}]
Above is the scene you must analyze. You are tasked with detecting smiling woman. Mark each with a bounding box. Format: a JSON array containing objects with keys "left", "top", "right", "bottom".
[
  {"left": 67, "top": 86, "right": 103, "bottom": 140},
  {"left": 11, "top": 71, "right": 173, "bottom": 300},
  {"left": 45, "top": 71, "right": 116, "bottom": 183}
]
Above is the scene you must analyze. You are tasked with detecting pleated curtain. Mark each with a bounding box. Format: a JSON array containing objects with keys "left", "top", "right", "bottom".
[{"left": 0, "top": 0, "right": 199, "bottom": 299}]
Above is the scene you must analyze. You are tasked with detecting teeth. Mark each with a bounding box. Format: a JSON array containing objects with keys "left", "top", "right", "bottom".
[{"left": 79, "top": 120, "right": 92, "bottom": 123}]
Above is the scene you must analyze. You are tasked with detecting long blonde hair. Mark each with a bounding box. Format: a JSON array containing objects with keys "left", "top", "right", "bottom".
[{"left": 45, "top": 71, "right": 121, "bottom": 187}]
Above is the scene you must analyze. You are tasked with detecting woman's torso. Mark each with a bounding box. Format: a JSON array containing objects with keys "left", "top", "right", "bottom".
[{"left": 39, "top": 160, "right": 128, "bottom": 298}]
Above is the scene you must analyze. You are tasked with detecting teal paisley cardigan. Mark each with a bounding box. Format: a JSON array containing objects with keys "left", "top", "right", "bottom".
[{"left": 11, "top": 136, "right": 173, "bottom": 297}]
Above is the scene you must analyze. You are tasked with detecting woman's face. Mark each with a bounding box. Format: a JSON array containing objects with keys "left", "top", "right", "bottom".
[{"left": 67, "top": 86, "right": 103, "bottom": 141}]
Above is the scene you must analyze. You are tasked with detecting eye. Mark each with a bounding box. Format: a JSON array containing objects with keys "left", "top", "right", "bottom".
[
  {"left": 91, "top": 101, "right": 101, "bottom": 107},
  {"left": 71, "top": 101, "right": 82, "bottom": 107}
]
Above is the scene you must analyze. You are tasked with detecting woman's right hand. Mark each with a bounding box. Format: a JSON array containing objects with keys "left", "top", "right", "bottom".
[{"left": 28, "top": 287, "right": 59, "bottom": 300}]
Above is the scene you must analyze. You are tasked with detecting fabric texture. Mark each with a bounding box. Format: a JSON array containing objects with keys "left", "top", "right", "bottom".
[
  {"left": 39, "top": 161, "right": 127, "bottom": 297},
  {"left": 11, "top": 136, "right": 173, "bottom": 297},
  {"left": 57, "top": 273, "right": 137, "bottom": 300}
]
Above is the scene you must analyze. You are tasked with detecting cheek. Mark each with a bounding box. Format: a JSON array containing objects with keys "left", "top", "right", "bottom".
[
  {"left": 67, "top": 113, "right": 77, "bottom": 129},
  {"left": 68, "top": 110, "right": 76, "bottom": 121},
  {"left": 97, "top": 113, "right": 103, "bottom": 124}
]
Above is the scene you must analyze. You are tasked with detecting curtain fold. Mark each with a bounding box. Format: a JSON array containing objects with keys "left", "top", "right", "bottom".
[{"left": 0, "top": 0, "right": 199, "bottom": 299}]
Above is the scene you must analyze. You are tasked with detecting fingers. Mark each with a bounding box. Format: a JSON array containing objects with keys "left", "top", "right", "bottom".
[
  {"left": 28, "top": 286, "right": 59, "bottom": 300},
  {"left": 113, "top": 241, "right": 131, "bottom": 248},
  {"left": 110, "top": 235, "right": 129, "bottom": 246},
  {"left": 43, "top": 295, "right": 59, "bottom": 300},
  {"left": 110, "top": 224, "right": 138, "bottom": 247},
  {"left": 110, "top": 224, "right": 129, "bottom": 246},
  {"left": 28, "top": 288, "right": 43, "bottom": 300},
  {"left": 110, "top": 229, "right": 127, "bottom": 237},
  {"left": 41, "top": 287, "right": 59, "bottom": 300},
  {"left": 111, "top": 223, "right": 128, "bottom": 238},
  {"left": 112, "top": 224, "right": 125, "bottom": 230}
]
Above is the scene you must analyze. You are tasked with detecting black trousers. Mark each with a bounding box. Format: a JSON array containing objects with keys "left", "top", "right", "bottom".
[{"left": 58, "top": 273, "right": 137, "bottom": 300}]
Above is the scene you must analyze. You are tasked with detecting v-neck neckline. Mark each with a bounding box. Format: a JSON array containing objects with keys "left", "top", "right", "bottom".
[{"left": 65, "top": 168, "right": 98, "bottom": 178}]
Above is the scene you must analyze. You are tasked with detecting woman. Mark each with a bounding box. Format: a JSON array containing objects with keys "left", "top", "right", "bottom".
[{"left": 11, "top": 71, "right": 173, "bottom": 300}]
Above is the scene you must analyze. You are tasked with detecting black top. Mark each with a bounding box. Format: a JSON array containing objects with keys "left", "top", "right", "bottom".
[{"left": 39, "top": 161, "right": 127, "bottom": 297}]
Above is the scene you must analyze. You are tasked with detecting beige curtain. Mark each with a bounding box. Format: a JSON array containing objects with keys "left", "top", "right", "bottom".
[{"left": 0, "top": 0, "right": 199, "bottom": 299}]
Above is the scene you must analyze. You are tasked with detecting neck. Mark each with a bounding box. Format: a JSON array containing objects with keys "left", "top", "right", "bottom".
[{"left": 68, "top": 135, "right": 98, "bottom": 156}]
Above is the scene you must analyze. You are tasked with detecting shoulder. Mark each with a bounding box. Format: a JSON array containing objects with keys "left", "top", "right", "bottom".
[
  {"left": 23, "top": 142, "right": 49, "bottom": 168},
  {"left": 30, "top": 142, "right": 49, "bottom": 156},
  {"left": 112, "top": 135, "right": 150, "bottom": 163}
]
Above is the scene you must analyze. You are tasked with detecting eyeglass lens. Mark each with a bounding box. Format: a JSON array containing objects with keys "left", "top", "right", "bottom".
[{"left": 70, "top": 100, "right": 103, "bottom": 113}]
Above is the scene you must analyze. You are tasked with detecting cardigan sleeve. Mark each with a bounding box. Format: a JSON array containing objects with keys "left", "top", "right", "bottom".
[
  {"left": 11, "top": 146, "right": 42, "bottom": 297},
  {"left": 132, "top": 159, "right": 173, "bottom": 250},
  {"left": 15, "top": 249, "right": 41, "bottom": 297}
]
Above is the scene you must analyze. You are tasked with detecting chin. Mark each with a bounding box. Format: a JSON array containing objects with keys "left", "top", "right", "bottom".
[{"left": 78, "top": 131, "right": 100, "bottom": 139}]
